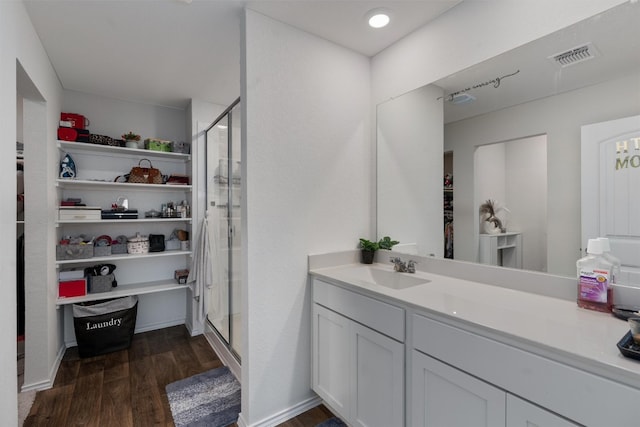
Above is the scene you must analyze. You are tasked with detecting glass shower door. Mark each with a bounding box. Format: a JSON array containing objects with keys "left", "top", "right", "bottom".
[{"left": 205, "top": 98, "right": 242, "bottom": 359}]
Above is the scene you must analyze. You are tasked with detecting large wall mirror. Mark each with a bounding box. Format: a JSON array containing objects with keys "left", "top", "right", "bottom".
[{"left": 377, "top": 1, "right": 640, "bottom": 278}]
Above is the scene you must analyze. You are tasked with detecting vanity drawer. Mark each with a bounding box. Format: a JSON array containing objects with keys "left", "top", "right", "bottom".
[{"left": 313, "top": 278, "right": 404, "bottom": 342}]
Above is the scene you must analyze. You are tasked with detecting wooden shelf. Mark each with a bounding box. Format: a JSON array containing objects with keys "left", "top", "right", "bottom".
[
  {"left": 56, "top": 279, "right": 188, "bottom": 307},
  {"left": 56, "top": 250, "right": 192, "bottom": 266},
  {"left": 57, "top": 140, "right": 190, "bottom": 161}
]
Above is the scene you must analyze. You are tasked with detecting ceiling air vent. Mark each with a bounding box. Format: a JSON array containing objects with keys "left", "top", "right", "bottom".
[{"left": 549, "top": 43, "right": 598, "bottom": 67}]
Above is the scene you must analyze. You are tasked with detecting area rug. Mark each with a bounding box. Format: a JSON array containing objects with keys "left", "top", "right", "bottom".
[
  {"left": 166, "top": 366, "right": 240, "bottom": 427},
  {"left": 316, "top": 417, "right": 347, "bottom": 427}
]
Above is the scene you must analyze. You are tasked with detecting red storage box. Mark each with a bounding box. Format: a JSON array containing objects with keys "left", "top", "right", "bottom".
[
  {"left": 59, "top": 278, "right": 87, "bottom": 298},
  {"left": 60, "top": 113, "right": 89, "bottom": 129},
  {"left": 58, "top": 127, "right": 90, "bottom": 142}
]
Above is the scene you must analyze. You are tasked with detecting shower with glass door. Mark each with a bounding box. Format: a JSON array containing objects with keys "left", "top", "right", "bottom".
[{"left": 204, "top": 97, "right": 242, "bottom": 361}]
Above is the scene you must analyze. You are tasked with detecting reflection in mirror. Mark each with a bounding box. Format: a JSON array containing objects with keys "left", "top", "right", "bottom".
[
  {"left": 377, "top": 84, "right": 443, "bottom": 257},
  {"left": 475, "top": 135, "right": 547, "bottom": 271},
  {"left": 376, "top": 2, "right": 640, "bottom": 278}
]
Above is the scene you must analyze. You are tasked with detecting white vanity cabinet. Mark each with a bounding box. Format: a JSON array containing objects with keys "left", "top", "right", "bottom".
[
  {"left": 312, "top": 278, "right": 405, "bottom": 427},
  {"left": 410, "top": 313, "right": 633, "bottom": 427},
  {"left": 506, "top": 395, "right": 579, "bottom": 427},
  {"left": 411, "top": 350, "right": 506, "bottom": 427},
  {"left": 411, "top": 350, "right": 579, "bottom": 427}
]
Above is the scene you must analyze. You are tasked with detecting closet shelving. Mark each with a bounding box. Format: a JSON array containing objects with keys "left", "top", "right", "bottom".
[
  {"left": 55, "top": 139, "right": 193, "bottom": 307},
  {"left": 56, "top": 280, "right": 186, "bottom": 306},
  {"left": 56, "top": 178, "right": 192, "bottom": 191}
]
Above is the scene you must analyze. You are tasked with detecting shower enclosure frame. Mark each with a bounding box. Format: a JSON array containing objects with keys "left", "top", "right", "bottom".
[{"left": 204, "top": 97, "right": 242, "bottom": 363}]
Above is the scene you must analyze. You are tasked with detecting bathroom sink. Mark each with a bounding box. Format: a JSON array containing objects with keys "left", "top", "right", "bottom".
[{"left": 333, "top": 265, "right": 430, "bottom": 290}]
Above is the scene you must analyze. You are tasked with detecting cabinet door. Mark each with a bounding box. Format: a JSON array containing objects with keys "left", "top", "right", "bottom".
[
  {"left": 312, "top": 304, "right": 350, "bottom": 420},
  {"left": 411, "top": 350, "right": 506, "bottom": 427},
  {"left": 351, "top": 322, "right": 404, "bottom": 427},
  {"left": 507, "top": 394, "right": 579, "bottom": 427}
]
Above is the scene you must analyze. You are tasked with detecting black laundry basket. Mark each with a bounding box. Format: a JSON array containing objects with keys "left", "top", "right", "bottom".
[{"left": 73, "top": 295, "right": 138, "bottom": 358}]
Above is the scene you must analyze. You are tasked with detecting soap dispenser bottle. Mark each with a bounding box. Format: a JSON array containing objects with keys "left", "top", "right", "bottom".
[{"left": 577, "top": 239, "right": 613, "bottom": 312}]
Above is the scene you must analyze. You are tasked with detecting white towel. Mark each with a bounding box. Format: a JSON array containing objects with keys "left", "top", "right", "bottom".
[
  {"left": 188, "top": 210, "right": 226, "bottom": 324},
  {"left": 188, "top": 215, "right": 212, "bottom": 323}
]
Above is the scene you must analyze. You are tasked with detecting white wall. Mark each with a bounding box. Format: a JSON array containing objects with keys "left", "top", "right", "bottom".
[
  {"left": 242, "top": 9, "right": 371, "bottom": 426},
  {"left": 63, "top": 90, "right": 188, "bottom": 143},
  {"left": 446, "top": 72, "right": 640, "bottom": 277},
  {"left": 1, "top": 0, "right": 64, "bottom": 421},
  {"left": 505, "top": 135, "right": 547, "bottom": 272}
]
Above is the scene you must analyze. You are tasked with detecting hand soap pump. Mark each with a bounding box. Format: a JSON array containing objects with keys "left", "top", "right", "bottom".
[{"left": 577, "top": 238, "right": 613, "bottom": 312}]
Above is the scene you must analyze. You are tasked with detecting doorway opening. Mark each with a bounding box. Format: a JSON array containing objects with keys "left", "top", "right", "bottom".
[
  {"left": 474, "top": 134, "right": 548, "bottom": 271},
  {"left": 444, "top": 151, "right": 453, "bottom": 259}
]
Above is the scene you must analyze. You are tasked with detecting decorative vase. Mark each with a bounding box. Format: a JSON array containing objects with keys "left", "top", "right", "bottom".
[
  {"left": 125, "top": 139, "right": 138, "bottom": 149},
  {"left": 483, "top": 220, "right": 502, "bottom": 234},
  {"left": 361, "top": 249, "right": 375, "bottom": 264}
]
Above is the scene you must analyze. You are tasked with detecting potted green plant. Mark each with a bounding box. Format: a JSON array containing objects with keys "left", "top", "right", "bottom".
[
  {"left": 122, "top": 131, "right": 141, "bottom": 149},
  {"left": 359, "top": 236, "right": 399, "bottom": 264},
  {"left": 378, "top": 236, "right": 400, "bottom": 250}
]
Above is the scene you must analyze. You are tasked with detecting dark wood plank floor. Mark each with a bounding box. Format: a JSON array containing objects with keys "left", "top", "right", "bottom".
[{"left": 23, "top": 325, "right": 334, "bottom": 427}]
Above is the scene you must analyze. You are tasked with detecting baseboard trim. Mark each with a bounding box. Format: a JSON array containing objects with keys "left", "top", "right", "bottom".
[
  {"left": 134, "top": 318, "right": 185, "bottom": 334},
  {"left": 237, "top": 413, "right": 248, "bottom": 427},
  {"left": 20, "top": 343, "right": 66, "bottom": 392},
  {"left": 185, "top": 318, "right": 204, "bottom": 337},
  {"left": 242, "top": 396, "right": 323, "bottom": 427}
]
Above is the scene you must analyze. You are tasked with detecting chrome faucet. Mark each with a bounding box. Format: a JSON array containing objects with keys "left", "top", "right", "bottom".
[
  {"left": 390, "top": 257, "right": 417, "bottom": 273},
  {"left": 390, "top": 257, "right": 407, "bottom": 272}
]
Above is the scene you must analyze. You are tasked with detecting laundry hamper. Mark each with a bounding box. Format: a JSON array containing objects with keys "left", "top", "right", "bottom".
[{"left": 72, "top": 295, "right": 138, "bottom": 357}]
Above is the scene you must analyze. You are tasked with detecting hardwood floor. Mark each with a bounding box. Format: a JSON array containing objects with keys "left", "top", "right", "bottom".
[{"left": 23, "top": 325, "right": 334, "bottom": 427}]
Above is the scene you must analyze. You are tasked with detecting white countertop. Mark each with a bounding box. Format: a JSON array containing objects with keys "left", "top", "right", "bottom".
[{"left": 309, "top": 261, "right": 640, "bottom": 390}]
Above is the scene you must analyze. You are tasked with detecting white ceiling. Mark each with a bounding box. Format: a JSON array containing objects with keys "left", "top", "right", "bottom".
[
  {"left": 23, "top": 0, "right": 462, "bottom": 110},
  {"left": 435, "top": 1, "right": 640, "bottom": 123}
]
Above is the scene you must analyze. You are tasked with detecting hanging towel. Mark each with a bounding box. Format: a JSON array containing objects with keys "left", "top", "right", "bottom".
[
  {"left": 188, "top": 210, "right": 225, "bottom": 323},
  {"left": 188, "top": 215, "right": 213, "bottom": 323}
]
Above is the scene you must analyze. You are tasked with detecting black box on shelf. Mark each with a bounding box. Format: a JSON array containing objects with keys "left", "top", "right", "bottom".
[
  {"left": 101, "top": 209, "right": 139, "bottom": 220},
  {"left": 174, "top": 269, "right": 189, "bottom": 284}
]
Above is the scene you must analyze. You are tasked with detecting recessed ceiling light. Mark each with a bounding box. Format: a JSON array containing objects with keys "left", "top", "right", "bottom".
[{"left": 366, "top": 9, "right": 391, "bottom": 29}]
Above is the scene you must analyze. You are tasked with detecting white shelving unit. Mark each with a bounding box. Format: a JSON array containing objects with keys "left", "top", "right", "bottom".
[
  {"left": 56, "top": 280, "right": 187, "bottom": 307},
  {"left": 478, "top": 232, "right": 522, "bottom": 269},
  {"left": 56, "top": 178, "right": 192, "bottom": 191},
  {"left": 56, "top": 250, "right": 192, "bottom": 266},
  {"left": 57, "top": 218, "right": 191, "bottom": 226},
  {"left": 55, "top": 140, "right": 193, "bottom": 312},
  {"left": 58, "top": 140, "right": 190, "bottom": 160}
]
